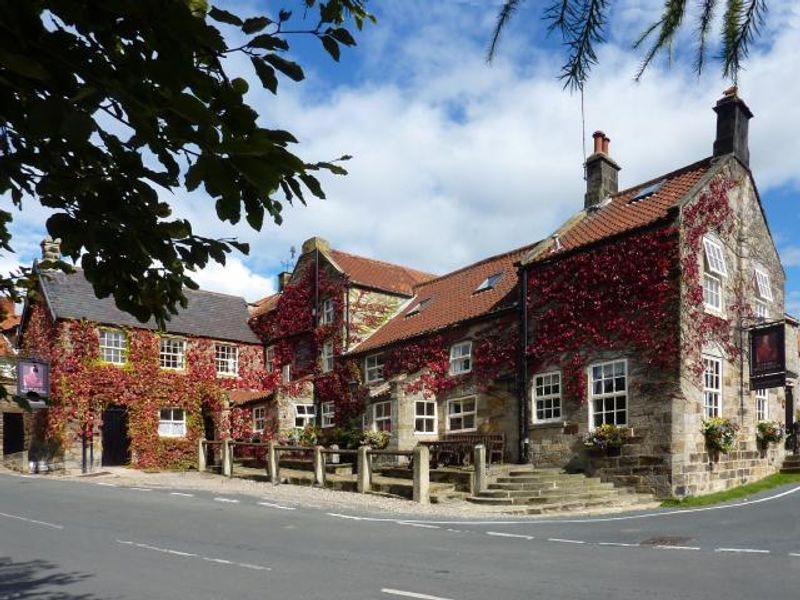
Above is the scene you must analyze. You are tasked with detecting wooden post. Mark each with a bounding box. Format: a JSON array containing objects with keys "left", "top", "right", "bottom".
[
  {"left": 222, "top": 440, "right": 233, "bottom": 478},
  {"left": 473, "top": 444, "right": 487, "bottom": 495},
  {"left": 198, "top": 439, "right": 206, "bottom": 473},
  {"left": 313, "top": 445, "right": 326, "bottom": 487},
  {"left": 268, "top": 440, "right": 280, "bottom": 485},
  {"left": 357, "top": 446, "right": 371, "bottom": 493},
  {"left": 413, "top": 445, "right": 430, "bottom": 504}
]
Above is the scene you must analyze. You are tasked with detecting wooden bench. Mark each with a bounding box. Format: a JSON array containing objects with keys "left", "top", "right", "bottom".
[{"left": 421, "top": 433, "right": 505, "bottom": 468}]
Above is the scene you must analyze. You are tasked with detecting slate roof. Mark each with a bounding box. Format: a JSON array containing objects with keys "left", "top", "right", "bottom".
[
  {"left": 523, "top": 157, "right": 715, "bottom": 264},
  {"left": 328, "top": 249, "right": 436, "bottom": 297},
  {"left": 39, "top": 269, "right": 260, "bottom": 344},
  {"left": 249, "top": 292, "right": 281, "bottom": 319},
  {"left": 351, "top": 243, "right": 538, "bottom": 354}
]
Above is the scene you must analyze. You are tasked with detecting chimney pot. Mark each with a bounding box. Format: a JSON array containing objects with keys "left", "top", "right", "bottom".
[
  {"left": 592, "top": 131, "right": 605, "bottom": 154},
  {"left": 278, "top": 271, "right": 292, "bottom": 292},
  {"left": 584, "top": 131, "right": 620, "bottom": 209},
  {"left": 40, "top": 236, "right": 62, "bottom": 263},
  {"left": 601, "top": 135, "right": 610, "bottom": 155}
]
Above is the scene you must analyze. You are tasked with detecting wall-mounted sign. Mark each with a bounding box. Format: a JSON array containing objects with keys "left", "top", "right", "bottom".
[
  {"left": 750, "top": 323, "right": 786, "bottom": 390},
  {"left": 16, "top": 358, "right": 50, "bottom": 399}
]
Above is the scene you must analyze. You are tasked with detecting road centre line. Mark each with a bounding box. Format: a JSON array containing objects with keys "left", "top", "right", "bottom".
[
  {"left": 548, "top": 538, "right": 586, "bottom": 544},
  {"left": 258, "top": 501, "right": 296, "bottom": 510},
  {"left": 0, "top": 511, "right": 64, "bottom": 530},
  {"left": 654, "top": 545, "right": 701, "bottom": 551},
  {"left": 715, "top": 547, "right": 770, "bottom": 554},
  {"left": 129, "top": 487, "right": 152, "bottom": 492},
  {"left": 398, "top": 522, "right": 440, "bottom": 529},
  {"left": 96, "top": 482, "right": 118, "bottom": 487},
  {"left": 116, "top": 540, "right": 271, "bottom": 571},
  {"left": 170, "top": 492, "right": 195, "bottom": 497},
  {"left": 789, "top": 553, "right": 800, "bottom": 557},
  {"left": 381, "top": 588, "right": 456, "bottom": 600},
  {"left": 596, "top": 542, "right": 640, "bottom": 548},
  {"left": 213, "top": 497, "right": 240, "bottom": 503},
  {"left": 486, "top": 532, "right": 533, "bottom": 540}
]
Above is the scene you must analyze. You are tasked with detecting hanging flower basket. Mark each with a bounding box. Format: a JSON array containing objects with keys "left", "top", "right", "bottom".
[
  {"left": 756, "top": 421, "right": 784, "bottom": 445},
  {"left": 701, "top": 417, "right": 739, "bottom": 454},
  {"left": 582, "top": 424, "right": 630, "bottom": 453}
]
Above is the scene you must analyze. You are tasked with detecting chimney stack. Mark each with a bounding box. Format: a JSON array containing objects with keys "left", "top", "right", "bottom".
[
  {"left": 713, "top": 87, "right": 753, "bottom": 166},
  {"left": 40, "top": 236, "right": 61, "bottom": 262},
  {"left": 584, "top": 131, "right": 620, "bottom": 209},
  {"left": 277, "top": 271, "right": 292, "bottom": 292}
]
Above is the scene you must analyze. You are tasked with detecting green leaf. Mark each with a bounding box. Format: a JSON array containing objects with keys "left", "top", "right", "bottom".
[
  {"left": 278, "top": 9, "right": 292, "bottom": 22},
  {"left": 264, "top": 54, "right": 305, "bottom": 82},
  {"left": 61, "top": 112, "right": 95, "bottom": 143},
  {"left": 0, "top": 49, "right": 48, "bottom": 80},
  {"left": 231, "top": 77, "right": 249, "bottom": 95},
  {"left": 248, "top": 34, "right": 289, "bottom": 52},
  {"left": 244, "top": 200, "right": 265, "bottom": 231},
  {"left": 208, "top": 6, "right": 243, "bottom": 26},
  {"left": 250, "top": 57, "right": 278, "bottom": 94},
  {"left": 242, "top": 16, "right": 272, "bottom": 34},
  {"left": 330, "top": 28, "right": 356, "bottom": 46},
  {"left": 299, "top": 173, "right": 325, "bottom": 199},
  {"left": 322, "top": 36, "right": 340, "bottom": 62}
]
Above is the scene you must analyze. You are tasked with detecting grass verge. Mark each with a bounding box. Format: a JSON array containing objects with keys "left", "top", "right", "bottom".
[{"left": 661, "top": 472, "right": 800, "bottom": 508}]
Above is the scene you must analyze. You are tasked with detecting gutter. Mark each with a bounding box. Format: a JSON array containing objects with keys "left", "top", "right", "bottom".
[{"left": 517, "top": 265, "right": 529, "bottom": 464}]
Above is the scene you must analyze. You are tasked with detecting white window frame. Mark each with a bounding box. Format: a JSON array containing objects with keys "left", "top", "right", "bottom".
[
  {"left": 159, "top": 336, "right": 186, "bottom": 370},
  {"left": 449, "top": 341, "right": 472, "bottom": 376},
  {"left": 214, "top": 343, "right": 239, "bottom": 377},
  {"left": 703, "top": 356, "right": 722, "bottom": 418},
  {"left": 321, "top": 401, "right": 335, "bottom": 428},
  {"left": 533, "top": 371, "right": 562, "bottom": 423},
  {"left": 99, "top": 329, "right": 127, "bottom": 365},
  {"left": 703, "top": 236, "right": 728, "bottom": 277},
  {"left": 158, "top": 407, "right": 186, "bottom": 437},
  {"left": 253, "top": 405, "right": 267, "bottom": 433},
  {"left": 703, "top": 272, "right": 723, "bottom": 313},
  {"left": 754, "top": 268, "right": 773, "bottom": 302},
  {"left": 282, "top": 364, "right": 292, "bottom": 383},
  {"left": 755, "top": 388, "right": 768, "bottom": 422},
  {"left": 755, "top": 300, "right": 768, "bottom": 320},
  {"left": 475, "top": 272, "right": 503, "bottom": 293},
  {"left": 373, "top": 400, "right": 392, "bottom": 432},
  {"left": 414, "top": 399, "right": 437, "bottom": 434},
  {"left": 447, "top": 396, "right": 477, "bottom": 433},
  {"left": 321, "top": 298, "right": 335, "bottom": 325},
  {"left": 588, "top": 359, "right": 628, "bottom": 427},
  {"left": 365, "top": 353, "right": 384, "bottom": 383},
  {"left": 321, "top": 339, "right": 334, "bottom": 373},
  {"left": 266, "top": 345, "right": 275, "bottom": 372},
  {"left": 294, "top": 404, "right": 316, "bottom": 428}
]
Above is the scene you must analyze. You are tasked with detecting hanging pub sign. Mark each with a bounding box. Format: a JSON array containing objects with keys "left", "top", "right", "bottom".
[
  {"left": 17, "top": 358, "right": 50, "bottom": 399},
  {"left": 749, "top": 322, "right": 786, "bottom": 390}
]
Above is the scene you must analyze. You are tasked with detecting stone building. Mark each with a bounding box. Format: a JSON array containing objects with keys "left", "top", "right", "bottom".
[{"left": 0, "top": 297, "right": 30, "bottom": 467}]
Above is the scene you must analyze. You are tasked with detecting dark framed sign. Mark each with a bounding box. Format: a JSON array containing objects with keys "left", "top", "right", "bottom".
[
  {"left": 749, "top": 323, "right": 786, "bottom": 390},
  {"left": 17, "top": 358, "right": 50, "bottom": 399}
]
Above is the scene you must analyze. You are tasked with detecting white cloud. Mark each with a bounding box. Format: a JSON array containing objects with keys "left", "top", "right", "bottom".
[
  {"left": 782, "top": 247, "right": 800, "bottom": 268},
  {"left": 787, "top": 290, "right": 800, "bottom": 317},
  {"left": 190, "top": 257, "right": 274, "bottom": 303}
]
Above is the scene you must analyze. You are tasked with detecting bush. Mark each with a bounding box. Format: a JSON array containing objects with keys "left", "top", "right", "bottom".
[
  {"left": 582, "top": 424, "right": 630, "bottom": 450},
  {"left": 702, "top": 417, "right": 739, "bottom": 453},
  {"left": 361, "top": 429, "right": 390, "bottom": 449}
]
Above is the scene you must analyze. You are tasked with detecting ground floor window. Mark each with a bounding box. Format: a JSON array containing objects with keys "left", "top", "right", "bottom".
[
  {"left": 321, "top": 401, "right": 335, "bottom": 428},
  {"left": 374, "top": 401, "right": 392, "bottom": 432},
  {"left": 252, "top": 406, "right": 266, "bottom": 432},
  {"left": 447, "top": 396, "right": 476, "bottom": 432},
  {"left": 755, "top": 388, "right": 768, "bottom": 421},
  {"left": 294, "top": 404, "right": 316, "bottom": 428},
  {"left": 589, "top": 360, "right": 627, "bottom": 427},
  {"left": 415, "top": 400, "right": 436, "bottom": 434},
  {"left": 703, "top": 356, "right": 722, "bottom": 418},
  {"left": 158, "top": 408, "right": 186, "bottom": 437},
  {"left": 533, "top": 371, "right": 562, "bottom": 422}
]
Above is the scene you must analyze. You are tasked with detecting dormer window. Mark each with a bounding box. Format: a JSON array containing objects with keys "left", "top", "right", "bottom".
[
  {"left": 475, "top": 272, "right": 503, "bottom": 293},
  {"left": 321, "top": 298, "right": 335, "bottom": 325},
  {"left": 703, "top": 237, "right": 728, "bottom": 277},
  {"left": 406, "top": 297, "right": 431, "bottom": 318},
  {"left": 754, "top": 268, "right": 773, "bottom": 302}
]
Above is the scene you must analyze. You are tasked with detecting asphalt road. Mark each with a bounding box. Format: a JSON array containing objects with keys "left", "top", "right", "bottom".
[{"left": 1, "top": 472, "right": 799, "bottom": 600}]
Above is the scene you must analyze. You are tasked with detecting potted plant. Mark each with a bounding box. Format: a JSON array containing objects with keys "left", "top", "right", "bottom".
[
  {"left": 701, "top": 417, "right": 739, "bottom": 455},
  {"left": 361, "top": 429, "right": 390, "bottom": 449},
  {"left": 582, "top": 423, "right": 630, "bottom": 455},
  {"left": 756, "top": 420, "right": 784, "bottom": 446}
]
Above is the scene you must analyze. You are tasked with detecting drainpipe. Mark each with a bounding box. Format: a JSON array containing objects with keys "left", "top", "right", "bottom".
[
  {"left": 518, "top": 266, "right": 530, "bottom": 464},
  {"left": 313, "top": 248, "right": 321, "bottom": 425},
  {"left": 345, "top": 282, "right": 351, "bottom": 351}
]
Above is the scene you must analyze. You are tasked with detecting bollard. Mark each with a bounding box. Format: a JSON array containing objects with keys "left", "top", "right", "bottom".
[
  {"left": 198, "top": 439, "right": 206, "bottom": 473},
  {"left": 222, "top": 439, "right": 233, "bottom": 478},
  {"left": 473, "top": 444, "right": 487, "bottom": 495},
  {"left": 357, "top": 446, "right": 371, "bottom": 493},
  {"left": 330, "top": 443, "right": 340, "bottom": 464},
  {"left": 413, "top": 444, "right": 430, "bottom": 504},
  {"left": 313, "top": 445, "right": 326, "bottom": 487},
  {"left": 268, "top": 440, "right": 280, "bottom": 485}
]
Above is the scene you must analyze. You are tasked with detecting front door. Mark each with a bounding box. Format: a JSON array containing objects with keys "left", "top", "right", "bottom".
[
  {"left": 2, "top": 413, "right": 24, "bottom": 456},
  {"left": 101, "top": 406, "right": 130, "bottom": 466}
]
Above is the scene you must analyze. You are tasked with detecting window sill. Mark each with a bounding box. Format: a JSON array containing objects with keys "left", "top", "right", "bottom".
[
  {"left": 413, "top": 431, "right": 438, "bottom": 436},
  {"left": 216, "top": 373, "right": 239, "bottom": 379},
  {"left": 531, "top": 420, "right": 566, "bottom": 429},
  {"left": 447, "top": 428, "right": 477, "bottom": 434},
  {"left": 703, "top": 306, "right": 726, "bottom": 319}
]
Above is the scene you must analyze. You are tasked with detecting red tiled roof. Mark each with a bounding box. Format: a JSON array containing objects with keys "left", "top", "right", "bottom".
[
  {"left": 1, "top": 314, "right": 20, "bottom": 332},
  {"left": 249, "top": 293, "right": 281, "bottom": 319},
  {"left": 351, "top": 243, "right": 537, "bottom": 353},
  {"left": 527, "top": 157, "right": 715, "bottom": 262},
  {"left": 228, "top": 389, "right": 272, "bottom": 406},
  {"left": 328, "top": 249, "right": 437, "bottom": 297}
]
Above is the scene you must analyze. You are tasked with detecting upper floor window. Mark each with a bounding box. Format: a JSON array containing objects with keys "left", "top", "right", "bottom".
[
  {"left": 755, "top": 300, "right": 768, "bottom": 320},
  {"left": 373, "top": 400, "right": 392, "bottom": 432},
  {"left": 589, "top": 360, "right": 627, "bottom": 427},
  {"left": 533, "top": 371, "right": 562, "bottom": 422},
  {"left": 449, "top": 341, "right": 472, "bottom": 375},
  {"left": 365, "top": 354, "right": 384, "bottom": 383},
  {"left": 99, "top": 329, "right": 127, "bottom": 364},
  {"left": 703, "top": 272, "right": 723, "bottom": 312},
  {"left": 282, "top": 364, "right": 292, "bottom": 383},
  {"left": 253, "top": 406, "right": 266, "bottom": 432},
  {"left": 754, "top": 268, "right": 773, "bottom": 302},
  {"left": 321, "top": 298, "right": 335, "bottom": 325},
  {"left": 703, "top": 356, "right": 722, "bottom": 418},
  {"left": 703, "top": 237, "right": 728, "bottom": 277},
  {"left": 214, "top": 343, "right": 239, "bottom": 376},
  {"left": 321, "top": 401, "right": 335, "bottom": 428},
  {"left": 321, "top": 339, "right": 334, "bottom": 373},
  {"left": 266, "top": 346, "right": 275, "bottom": 372},
  {"left": 158, "top": 408, "right": 186, "bottom": 437},
  {"left": 159, "top": 337, "right": 186, "bottom": 370},
  {"left": 755, "top": 388, "right": 768, "bottom": 422}
]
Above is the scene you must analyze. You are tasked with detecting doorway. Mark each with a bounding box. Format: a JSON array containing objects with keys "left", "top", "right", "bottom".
[
  {"left": 2, "top": 413, "right": 24, "bottom": 456},
  {"left": 101, "top": 405, "right": 130, "bottom": 466}
]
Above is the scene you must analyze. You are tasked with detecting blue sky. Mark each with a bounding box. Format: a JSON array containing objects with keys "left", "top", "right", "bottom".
[{"left": 4, "top": 1, "right": 799, "bottom": 313}]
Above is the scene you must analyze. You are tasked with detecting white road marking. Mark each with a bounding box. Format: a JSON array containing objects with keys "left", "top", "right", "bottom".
[
  {"left": 486, "top": 531, "right": 533, "bottom": 540},
  {"left": 327, "top": 512, "right": 363, "bottom": 520},
  {"left": 96, "top": 482, "right": 118, "bottom": 487},
  {"left": 204, "top": 557, "right": 233, "bottom": 565},
  {"left": 715, "top": 547, "right": 770, "bottom": 554},
  {"left": 597, "top": 542, "right": 640, "bottom": 548},
  {"left": 238, "top": 563, "right": 270, "bottom": 571},
  {"left": 258, "top": 501, "right": 296, "bottom": 510},
  {"left": 129, "top": 487, "right": 152, "bottom": 492},
  {"left": 213, "top": 497, "right": 240, "bottom": 503},
  {"left": 381, "top": 588, "right": 455, "bottom": 600},
  {"left": 398, "top": 522, "right": 440, "bottom": 529},
  {"left": 548, "top": 538, "right": 585, "bottom": 544},
  {"left": 118, "top": 540, "right": 270, "bottom": 571},
  {"left": 789, "top": 553, "right": 800, "bottom": 557},
  {"left": 654, "top": 545, "right": 701, "bottom": 551},
  {"left": 445, "top": 529, "right": 463, "bottom": 533},
  {"left": 166, "top": 550, "right": 197, "bottom": 557},
  {"left": 170, "top": 492, "right": 194, "bottom": 497},
  {"left": 0, "top": 511, "right": 64, "bottom": 530}
]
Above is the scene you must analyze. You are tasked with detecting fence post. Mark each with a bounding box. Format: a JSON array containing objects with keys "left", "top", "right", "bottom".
[
  {"left": 313, "top": 445, "right": 326, "bottom": 487},
  {"left": 268, "top": 440, "right": 280, "bottom": 485},
  {"left": 473, "top": 444, "right": 487, "bottom": 495},
  {"left": 357, "top": 446, "right": 371, "bottom": 493},
  {"left": 222, "top": 439, "right": 233, "bottom": 478},
  {"left": 198, "top": 439, "right": 206, "bottom": 473},
  {"left": 413, "top": 444, "right": 430, "bottom": 504}
]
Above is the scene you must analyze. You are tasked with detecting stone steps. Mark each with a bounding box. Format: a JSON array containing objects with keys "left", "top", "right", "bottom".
[
  {"left": 488, "top": 479, "right": 615, "bottom": 492},
  {"left": 779, "top": 454, "right": 800, "bottom": 474}
]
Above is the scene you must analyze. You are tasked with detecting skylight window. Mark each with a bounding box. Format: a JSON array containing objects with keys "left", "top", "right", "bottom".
[
  {"left": 475, "top": 272, "right": 503, "bottom": 293},
  {"left": 629, "top": 180, "right": 664, "bottom": 204},
  {"left": 406, "top": 297, "right": 431, "bottom": 317}
]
